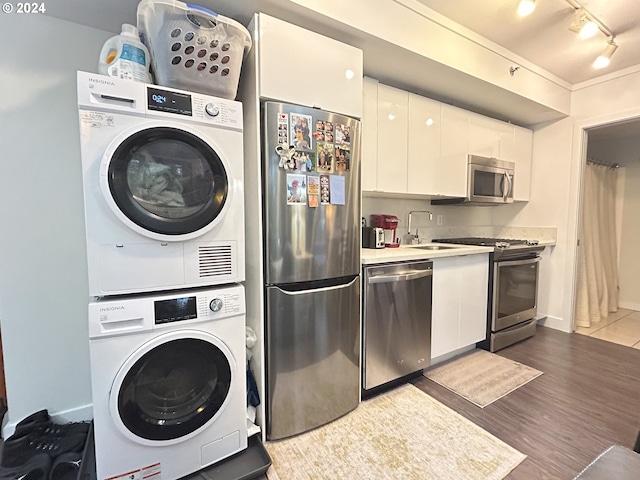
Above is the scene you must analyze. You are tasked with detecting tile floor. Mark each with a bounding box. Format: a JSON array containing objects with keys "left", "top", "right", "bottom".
[{"left": 575, "top": 308, "right": 640, "bottom": 349}]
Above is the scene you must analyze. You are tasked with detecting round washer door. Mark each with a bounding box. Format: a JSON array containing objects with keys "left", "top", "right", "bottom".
[
  {"left": 101, "top": 123, "right": 233, "bottom": 242},
  {"left": 110, "top": 330, "right": 237, "bottom": 446}
]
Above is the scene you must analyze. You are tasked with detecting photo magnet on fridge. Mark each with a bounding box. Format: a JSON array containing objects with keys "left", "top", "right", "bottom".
[
  {"left": 335, "top": 124, "right": 351, "bottom": 145},
  {"left": 307, "top": 175, "right": 320, "bottom": 208},
  {"left": 286, "top": 173, "right": 307, "bottom": 205},
  {"left": 316, "top": 142, "right": 334, "bottom": 173},
  {"left": 335, "top": 145, "right": 350, "bottom": 172},
  {"left": 320, "top": 174, "right": 330, "bottom": 205},
  {"left": 277, "top": 113, "right": 289, "bottom": 145},
  {"left": 290, "top": 113, "right": 312, "bottom": 151}
]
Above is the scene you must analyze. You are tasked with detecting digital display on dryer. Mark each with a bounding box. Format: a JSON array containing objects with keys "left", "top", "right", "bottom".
[
  {"left": 147, "top": 87, "right": 192, "bottom": 116},
  {"left": 154, "top": 296, "right": 197, "bottom": 324}
]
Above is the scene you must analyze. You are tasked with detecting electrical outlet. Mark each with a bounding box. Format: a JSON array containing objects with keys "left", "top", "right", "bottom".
[{"left": 437, "top": 214, "right": 444, "bottom": 225}]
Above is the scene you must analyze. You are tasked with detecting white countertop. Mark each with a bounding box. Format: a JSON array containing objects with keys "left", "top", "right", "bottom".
[{"left": 361, "top": 244, "right": 494, "bottom": 265}]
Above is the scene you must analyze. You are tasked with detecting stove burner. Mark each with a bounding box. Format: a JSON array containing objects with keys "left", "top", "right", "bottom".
[{"left": 433, "top": 237, "right": 539, "bottom": 248}]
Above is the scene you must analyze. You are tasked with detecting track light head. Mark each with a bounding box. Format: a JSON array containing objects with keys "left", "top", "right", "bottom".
[
  {"left": 517, "top": 0, "right": 536, "bottom": 17},
  {"left": 593, "top": 40, "right": 618, "bottom": 69}
]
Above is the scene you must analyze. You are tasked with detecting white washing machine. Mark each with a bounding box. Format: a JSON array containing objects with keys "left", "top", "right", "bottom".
[
  {"left": 77, "top": 71, "right": 245, "bottom": 296},
  {"left": 88, "top": 284, "right": 247, "bottom": 480}
]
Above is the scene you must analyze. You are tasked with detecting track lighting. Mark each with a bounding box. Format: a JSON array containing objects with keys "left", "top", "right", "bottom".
[
  {"left": 517, "top": 0, "right": 536, "bottom": 17},
  {"left": 568, "top": 9, "right": 599, "bottom": 39},
  {"left": 593, "top": 40, "right": 618, "bottom": 69}
]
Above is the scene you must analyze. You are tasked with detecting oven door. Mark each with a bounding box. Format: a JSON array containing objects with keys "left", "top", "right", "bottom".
[
  {"left": 468, "top": 164, "right": 514, "bottom": 204},
  {"left": 492, "top": 256, "right": 540, "bottom": 331}
]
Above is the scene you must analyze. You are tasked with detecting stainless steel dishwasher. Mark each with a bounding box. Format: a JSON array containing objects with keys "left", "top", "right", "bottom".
[{"left": 363, "top": 260, "right": 432, "bottom": 392}]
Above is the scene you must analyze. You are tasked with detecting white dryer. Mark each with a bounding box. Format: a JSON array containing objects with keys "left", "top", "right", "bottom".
[
  {"left": 77, "top": 71, "right": 245, "bottom": 296},
  {"left": 88, "top": 284, "right": 247, "bottom": 480}
]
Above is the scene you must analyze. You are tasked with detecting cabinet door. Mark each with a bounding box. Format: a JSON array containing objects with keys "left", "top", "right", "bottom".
[
  {"left": 469, "top": 113, "right": 500, "bottom": 158},
  {"left": 513, "top": 126, "right": 532, "bottom": 201},
  {"left": 258, "top": 14, "right": 363, "bottom": 118},
  {"left": 439, "top": 105, "right": 469, "bottom": 197},
  {"left": 361, "top": 77, "right": 378, "bottom": 192},
  {"left": 377, "top": 84, "right": 408, "bottom": 193},
  {"left": 407, "top": 94, "right": 441, "bottom": 195},
  {"left": 458, "top": 255, "right": 489, "bottom": 347},
  {"left": 431, "top": 257, "right": 460, "bottom": 359},
  {"left": 498, "top": 123, "right": 532, "bottom": 201}
]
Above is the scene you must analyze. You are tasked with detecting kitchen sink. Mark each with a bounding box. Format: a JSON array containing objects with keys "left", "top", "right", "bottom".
[{"left": 409, "top": 245, "right": 457, "bottom": 250}]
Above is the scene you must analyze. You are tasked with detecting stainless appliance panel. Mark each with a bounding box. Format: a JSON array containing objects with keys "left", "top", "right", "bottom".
[
  {"left": 491, "top": 318, "right": 538, "bottom": 352},
  {"left": 266, "top": 276, "right": 360, "bottom": 440},
  {"left": 363, "top": 261, "right": 432, "bottom": 390},
  {"left": 468, "top": 160, "right": 514, "bottom": 204},
  {"left": 263, "top": 102, "right": 361, "bottom": 284},
  {"left": 492, "top": 257, "right": 540, "bottom": 332}
]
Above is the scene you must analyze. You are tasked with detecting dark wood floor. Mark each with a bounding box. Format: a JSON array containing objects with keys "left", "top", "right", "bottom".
[{"left": 412, "top": 326, "right": 640, "bottom": 480}]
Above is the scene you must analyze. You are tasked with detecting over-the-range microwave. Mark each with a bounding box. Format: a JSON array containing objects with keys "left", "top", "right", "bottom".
[{"left": 432, "top": 155, "right": 515, "bottom": 205}]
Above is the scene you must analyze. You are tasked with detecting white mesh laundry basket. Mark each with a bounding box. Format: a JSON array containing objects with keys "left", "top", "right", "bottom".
[{"left": 137, "top": 0, "right": 251, "bottom": 99}]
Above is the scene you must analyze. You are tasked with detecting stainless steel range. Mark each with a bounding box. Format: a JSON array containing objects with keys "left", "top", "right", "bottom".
[{"left": 434, "top": 237, "right": 545, "bottom": 351}]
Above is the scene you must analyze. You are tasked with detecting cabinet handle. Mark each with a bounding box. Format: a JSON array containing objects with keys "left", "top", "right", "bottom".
[{"left": 368, "top": 269, "right": 432, "bottom": 284}]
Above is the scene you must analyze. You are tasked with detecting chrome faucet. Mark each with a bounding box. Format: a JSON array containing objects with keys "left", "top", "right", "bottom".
[{"left": 407, "top": 210, "right": 433, "bottom": 244}]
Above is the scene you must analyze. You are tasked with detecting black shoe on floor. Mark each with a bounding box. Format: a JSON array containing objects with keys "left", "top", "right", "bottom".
[
  {"left": 12, "top": 411, "right": 50, "bottom": 438},
  {"left": 48, "top": 452, "right": 81, "bottom": 480},
  {"left": 1, "top": 432, "right": 87, "bottom": 469},
  {"left": 0, "top": 453, "right": 50, "bottom": 480}
]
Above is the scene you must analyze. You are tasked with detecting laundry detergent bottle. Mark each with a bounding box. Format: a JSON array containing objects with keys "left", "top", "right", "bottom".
[{"left": 98, "top": 24, "right": 152, "bottom": 83}]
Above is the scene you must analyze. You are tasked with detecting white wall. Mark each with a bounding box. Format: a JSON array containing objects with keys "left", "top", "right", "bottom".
[
  {"left": 616, "top": 164, "right": 640, "bottom": 309},
  {"left": 0, "top": 14, "right": 112, "bottom": 429},
  {"left": 492, "top": 117, "right": 574, "bottom": 329},
  {"left": 505, "top": 71, "right": 640, "bottom": 332}
]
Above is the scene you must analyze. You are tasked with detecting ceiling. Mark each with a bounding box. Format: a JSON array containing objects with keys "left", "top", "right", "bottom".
[
  {"left": 415, "top": 0, "right": 640, "bottom": 85},
  {"left": 40, "top": 0, "right": 640, "bottom": 130}
]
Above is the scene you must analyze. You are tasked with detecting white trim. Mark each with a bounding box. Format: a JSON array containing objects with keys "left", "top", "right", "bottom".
[
  {"left": 572, "top": 64, "right": 640, "bottom": 92},
  {"left": 564, "top": 107, "right": 640, "bottom": 335},
  {"left": 537, "top": 316, "right": 569, "bottom": 332},
  {"left": 618, "top": 301, "right": 640, "bottom": 312}
]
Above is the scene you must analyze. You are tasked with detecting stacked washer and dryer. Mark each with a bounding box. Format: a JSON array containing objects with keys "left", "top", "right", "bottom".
[{"left": 77, "top": 71, "right": 248, "bottom": 480}]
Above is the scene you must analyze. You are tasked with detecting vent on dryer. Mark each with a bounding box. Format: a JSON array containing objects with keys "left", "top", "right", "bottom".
[{"left": 199, "top": 245, "right": 233, "bottom": 278}]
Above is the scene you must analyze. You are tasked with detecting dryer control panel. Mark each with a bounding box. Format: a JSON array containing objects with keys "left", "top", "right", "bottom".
[
  {"left": 88, "top": 284, "right": 245, "bottom": 338},
  {"left": 77, "top": 71, "right": 243, "bottom": 130}
]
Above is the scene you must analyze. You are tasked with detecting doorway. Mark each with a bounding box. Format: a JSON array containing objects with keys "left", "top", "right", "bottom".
[{"left": 573, "top": 118, "right": 640, "bottom": 349}]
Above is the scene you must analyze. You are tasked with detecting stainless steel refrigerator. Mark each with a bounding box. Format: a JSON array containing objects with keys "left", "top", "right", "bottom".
[{"left": 262, "top": 101, "right": 361, "bottom": 440}]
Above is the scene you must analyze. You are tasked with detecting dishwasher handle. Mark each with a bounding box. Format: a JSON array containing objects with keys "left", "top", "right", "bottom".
[{"left": 367, "top": 269, "right": 433, "bottom": 284}]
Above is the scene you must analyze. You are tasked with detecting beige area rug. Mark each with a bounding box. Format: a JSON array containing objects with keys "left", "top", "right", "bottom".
[
  {"left": 265, "top": 384, "right": 526, "bottom": 480},
  {"left": 424, "top": 349, "right": 543, "bottom": 408}
]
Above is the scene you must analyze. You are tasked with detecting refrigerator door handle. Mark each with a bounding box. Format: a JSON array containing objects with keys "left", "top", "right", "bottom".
[
  {"left": 367, "top": 269, "right": 433, "bottom": 284},
  {"left": 273, "top": 277, "right": 358, "bottom": 296}
]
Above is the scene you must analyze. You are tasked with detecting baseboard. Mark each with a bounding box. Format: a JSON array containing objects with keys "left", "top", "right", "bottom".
[
  {"left": 429, "top": 344, "right": 476, "bottom": 367},
  {"left": 619, "top": 301, "right": 640, "bottom": 312},
  {"left": 3, "top": 403, "right": 93, "bottom": 439},
  {"left": 537, "top": 315, "right": 571, "bottom": 333}
]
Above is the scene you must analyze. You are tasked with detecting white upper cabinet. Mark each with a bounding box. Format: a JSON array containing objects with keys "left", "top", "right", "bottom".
[
  {"left": 512, "top": 126, "right": 533, "bottom": 201},
  {"left": 377, "top": 84, "right": 408, "bottom": 193},
  {"left": 361, "top": 80, "right": 532, "bottom": 200},
  {"left": 257, "top": 14, "right": 363, "bottom": 118},
  {"left": 439, "top": 104, "right": 469, "bottom": 198},
  {"left": 497, "top": 123, "right": 532, "bottom": 201},
  {"left": 469, "top": 112, "right": 499, "bottom": 158},
  {"left": 361, "top": 77, "right": 379, "bottom": 192},
  {"left": 407, "top": 94, "right": 441, "bottom": 195}
]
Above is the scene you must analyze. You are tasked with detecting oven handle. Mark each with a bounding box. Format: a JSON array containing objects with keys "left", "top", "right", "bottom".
[
  {"left": 368, "top": 269, "right": 433, "bottom": 284},
  {"left": 495, "top": 256, "right": 540, "bottom": 267}
]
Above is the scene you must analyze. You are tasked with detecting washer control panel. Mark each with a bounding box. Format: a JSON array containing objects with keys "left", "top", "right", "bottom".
[{"left": 87, "top": 284, "right": 245, "bottom": 338}]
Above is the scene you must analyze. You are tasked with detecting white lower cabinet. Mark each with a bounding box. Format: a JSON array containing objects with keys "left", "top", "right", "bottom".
[{"left": 431, "top": 254, "right": 489, "bottom": 359}]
